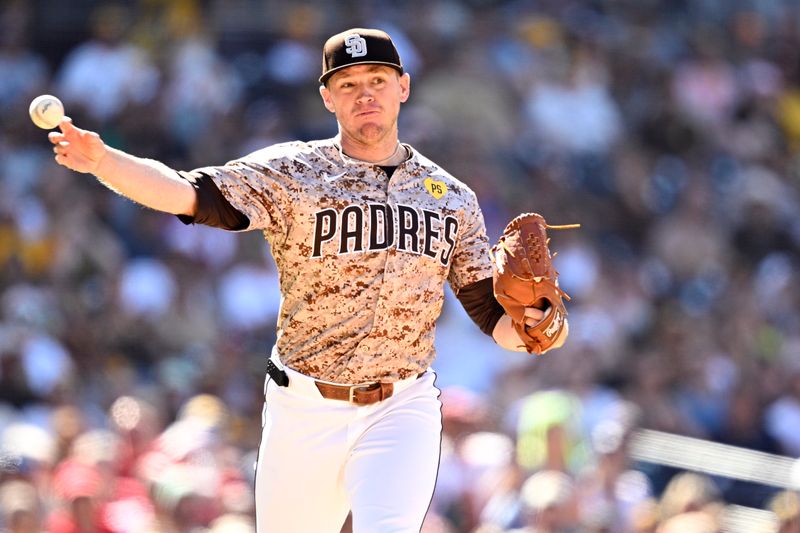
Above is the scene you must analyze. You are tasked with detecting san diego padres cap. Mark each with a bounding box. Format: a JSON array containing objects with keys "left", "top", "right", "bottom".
[{"left": 320, "top": 28, "right": 403, "bottom": 84}]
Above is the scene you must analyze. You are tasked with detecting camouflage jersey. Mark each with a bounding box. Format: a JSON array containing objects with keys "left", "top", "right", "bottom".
[{"left": 182, "top": 137, "right": 493, "bottom": 384}]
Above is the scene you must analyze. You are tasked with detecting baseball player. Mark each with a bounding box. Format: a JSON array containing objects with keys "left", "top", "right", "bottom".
[{"left": 48, "top": 28, "right": 568, "bottom": 533}]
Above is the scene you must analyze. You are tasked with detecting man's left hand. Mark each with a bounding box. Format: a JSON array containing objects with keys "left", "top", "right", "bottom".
[{"left": 523, "top": 306, "right": 569, "bottom": 352}]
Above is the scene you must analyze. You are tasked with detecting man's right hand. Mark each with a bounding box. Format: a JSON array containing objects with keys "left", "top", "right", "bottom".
[
  {"left": 44, "top": 117, "right": 196, "bottom": 216},
  {"left": 49, "top": 117, "right": 107, "bottom": 174}
]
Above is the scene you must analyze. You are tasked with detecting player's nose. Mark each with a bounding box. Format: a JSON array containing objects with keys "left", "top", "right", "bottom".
[{"left": 355, "top": 86, "right": 375, "bottom": 103}]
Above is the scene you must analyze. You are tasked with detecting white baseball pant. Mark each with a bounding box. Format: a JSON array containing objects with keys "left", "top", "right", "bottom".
[{"left": 255, "top": 359, "right": 442, "bottom": 533}]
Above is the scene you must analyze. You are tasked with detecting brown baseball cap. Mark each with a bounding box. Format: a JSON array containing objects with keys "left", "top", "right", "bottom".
[{"left": 320, "top": 28, "right": 403, "bottom": 84}]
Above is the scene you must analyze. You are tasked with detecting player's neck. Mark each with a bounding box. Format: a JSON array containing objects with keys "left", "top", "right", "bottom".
[{"left": 340, "top": 135, "right": 406, "bottom": 166}]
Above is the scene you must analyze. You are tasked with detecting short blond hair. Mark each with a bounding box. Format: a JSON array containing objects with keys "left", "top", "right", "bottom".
[
  {"left": 659, "top": 472, "right": 720, "bottom": 521},
  {"left": 769, "top": 490, "right": 800, "bottom": 523}
]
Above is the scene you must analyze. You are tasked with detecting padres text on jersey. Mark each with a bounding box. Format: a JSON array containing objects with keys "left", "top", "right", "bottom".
[{"left": 310, "top": 203, "right": 459, "bottom": 265}]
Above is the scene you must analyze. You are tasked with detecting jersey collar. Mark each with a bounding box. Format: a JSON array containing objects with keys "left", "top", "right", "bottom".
[{"left": 331, "top": 135, "right": 415, "bottom": 168}]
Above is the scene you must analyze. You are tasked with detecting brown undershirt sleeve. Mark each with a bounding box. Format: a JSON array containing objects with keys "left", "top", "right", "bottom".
[
  {"left": 175, "top": 171, "right": 250, "bottom": 231},
  {"left": 455, "top": 276, "right": 505, "bottom": 337}
]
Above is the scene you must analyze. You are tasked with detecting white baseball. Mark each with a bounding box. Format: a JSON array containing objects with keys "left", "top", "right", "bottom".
[{"left": 29, "top": 94, "right": 65, "bottom": 129}]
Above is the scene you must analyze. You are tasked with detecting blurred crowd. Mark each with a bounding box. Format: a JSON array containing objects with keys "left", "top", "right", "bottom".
[{"left": 2, "top": 0, "right": 800, "bottom": 531}]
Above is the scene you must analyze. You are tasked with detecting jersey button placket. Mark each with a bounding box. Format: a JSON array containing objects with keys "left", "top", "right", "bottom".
[
  {"left": 352, "top": 167, "right": 406, "bottom": 364},
  {"left": 346, "top": 166, "right": 395, "bottom": 370}
]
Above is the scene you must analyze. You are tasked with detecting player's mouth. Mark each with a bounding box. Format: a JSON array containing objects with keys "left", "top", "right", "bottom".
[{"left": 355, "top": 107, "right": 381, "bottom": 117}]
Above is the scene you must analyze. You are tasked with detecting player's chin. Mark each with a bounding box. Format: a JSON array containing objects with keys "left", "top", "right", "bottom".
[{"left": 356, "top": 123, "right": 387, "bottom": 141}]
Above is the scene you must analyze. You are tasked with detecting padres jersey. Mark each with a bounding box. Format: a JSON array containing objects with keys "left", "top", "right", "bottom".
[{"left": 181, "top": 137, "right": 493, "bottom": 383}]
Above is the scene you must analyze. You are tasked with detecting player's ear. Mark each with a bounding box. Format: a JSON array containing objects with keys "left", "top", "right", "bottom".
[
  {"left": 399, "top": 73, "right": 410, "bottom": 103},
  {"left": 319, "top": 85, "right": 336, "bottom": 113}
]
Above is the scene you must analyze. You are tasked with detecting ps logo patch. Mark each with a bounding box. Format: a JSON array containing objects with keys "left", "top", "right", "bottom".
[
  {"left": 345, "top": 34, "right": 367, "bottom": 58},
  {"left": 424, "top": 178, "right": 447, "bottom": 199}
]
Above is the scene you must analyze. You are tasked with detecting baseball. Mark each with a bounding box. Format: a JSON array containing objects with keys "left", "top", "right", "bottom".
[{"left": 29, "top": 94, "right": 65, "bottom": 129}]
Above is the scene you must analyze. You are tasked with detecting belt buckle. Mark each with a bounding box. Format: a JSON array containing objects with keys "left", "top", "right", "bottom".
[{"left": 348, "top": 383, "right": 377, "bottom": 404}]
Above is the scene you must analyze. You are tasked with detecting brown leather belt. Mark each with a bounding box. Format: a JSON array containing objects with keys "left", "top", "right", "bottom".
[
  {"left": 315, "top": 381, "right": 393, "bottom": 405},
  {"left": 314, "top": 373, "right": 425, "bottom": 406}
]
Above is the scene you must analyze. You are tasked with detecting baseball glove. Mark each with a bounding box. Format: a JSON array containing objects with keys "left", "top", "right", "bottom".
[{"left": 491, "top": 213, "right": 579, "bottom": 355}]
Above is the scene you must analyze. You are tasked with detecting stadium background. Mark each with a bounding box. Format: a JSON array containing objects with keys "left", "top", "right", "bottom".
[{"left": 1, "top": 0, "right": 800, "bottom": 531}]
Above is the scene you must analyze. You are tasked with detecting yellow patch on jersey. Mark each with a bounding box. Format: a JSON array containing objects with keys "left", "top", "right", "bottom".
[{"left": 424, "top": 178, "right": 448, "bottom": 199}]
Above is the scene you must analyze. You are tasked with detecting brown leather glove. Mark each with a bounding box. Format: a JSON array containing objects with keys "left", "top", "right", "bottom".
[{"left": 491, "top": 213, "right": 579, "bottom": 355}]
